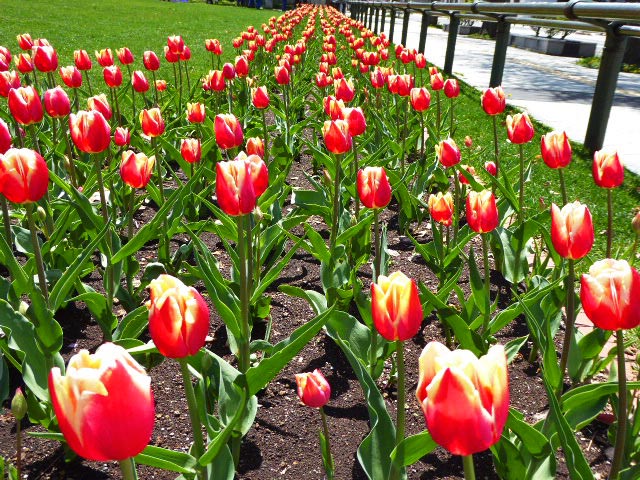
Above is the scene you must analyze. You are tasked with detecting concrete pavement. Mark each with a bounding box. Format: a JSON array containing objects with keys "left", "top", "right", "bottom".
[{"left": 378, "top": 12, "right": 640, "bottom": 174}]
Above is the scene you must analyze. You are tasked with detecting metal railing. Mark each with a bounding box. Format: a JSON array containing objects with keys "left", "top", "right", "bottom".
[{"left": 347, "top": 0, "right": 640, "bottom": 152}]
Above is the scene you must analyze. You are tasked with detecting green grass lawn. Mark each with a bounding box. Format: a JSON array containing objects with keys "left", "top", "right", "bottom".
[{"left": 0, "top": 0, "right": 275, "bottom": 73}]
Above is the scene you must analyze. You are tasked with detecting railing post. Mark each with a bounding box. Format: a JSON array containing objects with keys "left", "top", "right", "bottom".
[
  {"left": 418, "top": 11, "right": 430, "bottom": 53},
  {"left": 401, "top": 7, "right": 411, "bottom": 46},
  {"left": 350, "top": 2, "right": 356, "bottom": 20},
  {"left": 389, "top": 7, "right": 396, "bottom": 43},
  {"left": 489, "top": 18, "right": 511, "bottom": 87},
  {"left": 380, "top": 6, "right": 386, "bottom": 33},
  {"left": 375, "top": 6, "right": 380, "bottom": 34},
  {"left": 444, "top": 13, "right": 460, "bottom": 75},
  {"left": 369, "top": 5, "right": 374, "bottom": 30},
  {"left": 585, "top": 25, "right": 628, "bottom": 152}
]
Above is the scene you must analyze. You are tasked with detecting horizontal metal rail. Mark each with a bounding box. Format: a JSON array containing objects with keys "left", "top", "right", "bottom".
[{"left": 347, "top": 0, "right": 640, "bottom": 153}]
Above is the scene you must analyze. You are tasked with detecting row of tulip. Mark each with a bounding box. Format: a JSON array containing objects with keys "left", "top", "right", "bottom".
[{"left": 0, "top": 3, "right": 639, "bottom": 480}]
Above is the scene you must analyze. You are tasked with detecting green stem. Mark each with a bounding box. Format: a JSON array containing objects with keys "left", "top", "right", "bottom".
[
  {"left": 453, "top": 169, "right": 461, "bottom": 245},
  {"left": 178, "top": 60, "right": 183, "bottom": 116},
  {"left": 419, "top": 111, "right": 425, "bottom": 168},
  {"left": 607, "top": 188, "right": 614, "bottom": 258},
  {"left": 492, "top": 115, "right": 499, "bottom": 193},
  {"left": 15, "top": 415, "right": 22, "bottom": 479},
  {"left": 178, "top": 358, "right": 205, "bottom": 478},
  {"left": 329, "top": 155, "right": 342, "bottom": 254},
  {"left": 609, "top": 330, "right": 628, "bottom": 480},
  {"left": 390, "top": 340, "right": 406, "bottom": 480},
  {"left": 449, "top": 97, "right": 454, "bottom": 134},
  {"left": 126, "top": 187, "right": 135, "bottom": 294},
  {"left": 118, "top": 458, "right": 138, "bottom": 480},
  {"left": 482, "top": 233, "right": 490, "bottom": 334},
  {"left": 127, "top": 65, "right": 135, "bottom": 123},
  {"left": 151, "top": 71, "right": 159, "bottom": 107},
  {"left": 462, "top": 455, "right": 476, "bottom": 480},
  {"left": 558, "top": 258, "right": 575, "bottom": 393},
  {"left": 436, "top": 90, "right": 441, "bottom": 139},
  {"left": 246, "top": 214, "right": 254, "bottom": 297},
  {"left": 84, "top": 70, "right": 93, "bottom": 96},
  {"left": 320, "top": 407, "right": 335, "bottom": 480},
  {"left": 26, "top": 203, "right": 49, "bottom": 305},
  {"left": 65, "top": 122, "right": 78, "bottom": 188},
  {"left": 153, "top": 138, "right": 169, "bottom": 264},
  {"left": 236, "top": 214, "right": 250, "bottom": 373},
  {"left": 1, "top": 196, "right": 12, "bottom": 252},
  {"left": 261, "top": 108, "right": 269, "bottom": 163},
  {"left": 400, "top": 98, "right": 408, "bottom": 176},
  {"left": 353, "top": 138, "right": 360, "bottom": 219},
  {"left": 518, "top": 143, "right": 525, "bottom": 224},
  {"left": 283, "top": 84, "right": 290, "bottom": 148},
  {"left": 370, "top": 209, "right": 381, "bottom": 377},
  {"left": 558, "top": 168, "right": 568, "bottom": 206}
]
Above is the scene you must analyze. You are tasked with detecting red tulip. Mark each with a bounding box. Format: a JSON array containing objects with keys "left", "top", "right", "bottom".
[
  {"left": 274, "top": 65, "right": 290, "bottom": 85},
  {"left": 550, "top": 202, "right": 594, "bottom": 260},
  {"left": 32, "top": 45, "right": 58, "bottom": 73},
  {"left": 186, "top": 102, "right": 205, "bottom": 124},
  {"left": 458, "top": 164, "right": 476, "bottom": 185},
  {"left": 120, "top": 150, "right": 155, "bottom": 189},
  {"left": 416, "top": 342, "right": 509, "bottom": 456},
  {"left": 69, "top": 110, "right": 111, "bottom": 154},
  {"left": 87, "top": 94, "right": 112, "bottom": 121},
  {"left": 580, "top": 259, "right": 640, "bottom": 331},
  {"left": 113, "top": 127, "right": 130, "bottom": 147},
  {"left": 0, "top": 119, "right": 11, "bottom": 154},
  {"left": 0, "top": 48, "right": 9, "bottom": 72},
  {"left": 235, "top": 55, "right": 249, "bottom": 77},
  {"left": 592, "top": 149, "right": 624, "bottom": 188},
  {"left": 117, "top": 47, "right": 134, "bottom": 65},
  {"left": 205, "top": 39, "right": 223, "bottom": 55},
  {"left": 251, "top": 86, "right": 270, "bottom": 109},
  {"left": 143, "top": 51, "right": 160, "bottom": 71},
  {"left": 322, "top": 119, "right": 352, "bottom": 154},
  {"left": 481, "top": 86, "right": 506, "bottom": 115},
  {"left": 388, "top": 74, "right": 413, "bottom": 96},
  {"left": 214, "top": 114, "right": 244, "bottom": 150},
  {"left": 357, "top": 167, "right": 391, "bottom": 209},
  {"left": 246, "top": 137, "right": 264, "bottom": 158},
  {"left": 146, "top": 274, "right": 210, "bottom": 358},
  {"left": 139, "top": 108, "right": 165, "bottom": 138},
  {"left": 49, "top": 343, "right": 155, "bottom": 461},
  {"left": 8, "top": 86, "right": 43, "bottom": 125},
  {"left": 44, "top": 87, "right": 70, "bottom": 118},
  {"left": 410, "top": 87, "right": 431, "bottom": 112},
  {"left": 484, "top": 161, "right": 497, "bottom": 176},
  {"left": 315, "top": 72, "right": 332, "bottom": 89},
  {"left": 371, "top": 271, "right": 423, "bottom": 341},
  {"left": 0, "top": 70, "right": 20, "bottom": 98},
  {"left": 464, "top": 136, "right": 473, "bottom": 148},
  {"left": 414, "top": 53, "right": 427, "bottom": 69},
  {"left": 74, "top": 49, "right": 92, "bottom": 70},
  {"left": 428, "top": 192, "right": 454, "bottom": 226},
  {"left": 164, "top": 46, "right": 179, "bottom": 64},
  {"left": 203, "top": 70, "right": 225, "bottom": 92},
  {"left": 215, "top": 152, "right": 268, "bottom": 216},
  {"left": 430, "top": 72, "right": 444, "bottom": 91},
  {"left": 435, "top": 138, "right": 461, "bottom": 168},
  {"left": 334, "top": 77, "right": 355, "bottom": 102},
  {"left": 131, "top": 70, "right": 149, "bottom": 93},
  {"left": 17, "top": 34, "right": 33, "bottom": 51},
  {"left": 180, "top": 46, "right": 191, "bottom": 62},
  {"left": 181, "top": 138, "right": 202, "bottom": 164},
  {"left": 324, "top": 96, "right": 345, "bottom": 120},
  {"left": 506, "top": 113, "right": 534, "bottom": 144},
  {"left": 167, "top": 35, "right": 185, "bottom": 55},
  {"left": 103, "top": 65, "right": 123, "bottom": 88},
  {"left": 95, "top": 48, "right": 114, "bottom": 67},
  {"left": 155, "top": 79, "right": 167, "bottom": 92},
  {"left": 541, "top": 131, "right": 571, "bottom": 169},
  {"left": 0, "top": 148, "right": 49, "bottom": 203},
  {"left": 466, "top": 190, "right": 499, "bottom": 234},
  {"left": 295, "top": 370, "right": 331, "bottom": 408},
  {"left": 443, "top": 79, "right": 460, "bottom": 98},
  {"left": 340, "top": 106, "right": 366, "bottom": 137},
  {"left": 222, "top": 62, "right": 236, "bottom": 80},
  {"left": 59, "top": 66, "right": 82, "bottom": 88},
  {"left": 370, "top": 68, "right": 385, "bottom": 89},
  {"left": 15, "top": 54, "right": 34, "bottom": 74}
]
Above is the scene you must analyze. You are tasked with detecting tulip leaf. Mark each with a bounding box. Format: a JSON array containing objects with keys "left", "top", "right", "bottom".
[
  {"left": 0, "top": 356, "right": 9, "bottom": 405},
  {"left": 504, "top": 336, "right": 529, "bottom": 364},
  {"left": 468, "top": 245, "right": 489, "bottom": 316},
  {"left": 244, "top": 307, "right": 334, "bottom": 397},
  {"left": 251, "top": 235, "right": 305, "bottom": 304},
  {"left": 506, "top": 409, "right": 550, "bottom": 458},
  {"left": 326, "top": 311, "right": 397, "bottom": 480},
  {"left": 113, "top": 306, "right": 149, "bottom": 341},
  {"left": 135, "top": 445, "right": 196, "bottom": 474},
  {"left": 71, "top": 287, "right": 117, "bottom": 338},
  {"left": 278, "top": 285, "right": 328, "bottom": 316},
  {"left": 49, "top": 220, "right": 108, "bottom": 313},
  {"left": 390, "top": 431, "right": 437, "bottom": 468},
  {"left": 542, "top": 376, "right": 594, "bottom": 480}
]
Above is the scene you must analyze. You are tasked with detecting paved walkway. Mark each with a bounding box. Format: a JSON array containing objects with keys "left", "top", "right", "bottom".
[{"left": 378, "top": 12, "right": 640, "bottom": 175}]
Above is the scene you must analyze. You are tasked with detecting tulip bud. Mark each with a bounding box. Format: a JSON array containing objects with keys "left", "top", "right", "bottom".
[
  {"left": 95, "top": 48, "right": 114, "bottom": 67},
  {"left": 274, "top": 65, "right": 290, "bottom": 85},
  {"left": 37, "top": 205, "right": 47, "bottom": 221},
  {"left": 139, "top": 108, "right": 165, "bottom": 138},
  {"left": 334, "top": 77, "right": 355, "bottom": 102},
  {"left": 69, "top": 110, "right": 111, "bottom": 154},
  {"left": 8, "top": 86, "right": 43, "bottom": 125},
  {"left": 0, "top": 118, "right": 12, "bottom": 154},
  {"left": 155, "top": 79, "right": 167, "bottom": 92},
  {"left": 117, "top": 47, "right": 134, "bottom": 65},
  {"left": 506, "top": 112, "right": 534, "bottom": 144},
  {"left": 222, "top": 62, "right": 236, "bottom": 80},
  {"left": 17, "top": 34, "right": 33, "bottom": 51},
  {"left": 120, "top": 150, "right": 155, "bottom": 189},
  {"left": 49, "top": 343, "right": 155, "bottom": 461},
  {"left": 540, "top": 131, "right": 571, "bottom": 169},
  {"left": 180, "top": 138, "right": 202, "bottom": 164},
  {"left": 103, "top": 65, "right": 123, "bottom": 88},
  {"left": 0, "top": 70, "right": 21, "bottom": 98},
  {"left": 484, "top": 161, "right": 497, "bottom": 176},
  {"left": 131, "top": 70, "right": 149, "bottom": 93},
  {"left": 592, "top": 149, "right": 623, "bottom": 188},
  {"left": 11, "top": 387, "right": 28, "bottom": 420},
  {"left": 340, "top": 107, "right": 366, "bottom": 137},
  {"left": 32, "top": 45, "right": 58, "bottom": 73},
  {"left": 74, "top": 49, "right": 92, "bottom": 70},
  {"left": 164, "top": 46, "right": 179, "bottom": 64},
  {"left": 410, "top": 87, "right": 431, "bottom": 112},
  {"left": 428, "top": 192, "right": 454, "bottom": 226},
  {"left": 143, "top": 51, "right": 160, "bottom": 71},
  {"left": 443, "top": 79, "right": 459, "bottom": 98},
  {"left": 251, "top": 86, "right": 270, "bottom": 109},
  {"left": 322, "top": 119, "right": 352, "bottom": 154},
  {"left": 186, "top": 102, "right": 205, "bottom": 124},
  {"left": 550, "top": 202, "right": 594, "bottom": 260},
  {"left": 113, "top": 126, "right": 130, "bottom": 147},
  {"left": 214, "top": 114, "right": 244, "bottom": 150},
  {"left": 87, "top": 93, "right": 112, "bottom": 121},
  {"left": 44, "top": 86, "right": 71, "bottom": 118},
  {"left": 59, "top": 65, "right": 82, "bottom": 88},
  {"left": 15, "top": 53, "right": 34, "bottom": 74},
  {"left": 458, "top": 165, "right": 476, "bottom": 185},
  {"left": 216, "top": 152, "right": 268, "bottom": 216},
  {"left": 481, "top": 86, "right": 506, "bottom": 115},
  {"left": 371, "top": 271, "right": 423, "bottom": 341},
  {"left": 430, "top": 72, "right": 444, "bottom": 91},
  {"left": 464, "top": 136, "right": 473, "bottom": 148},
  {"left": 580, "top": 259, "right": 640, "bottom": 331},
  {"left": 146, "top": 274, "right": 210, "bottom": 358},
  {"left": 0, "top": 148, "right": 49, "bottom": 203},
  {"left": 357, "top": 167, "right": 391, "bottom": 209},
  {"left": 167, "top": 35, "right": 185, "bottom": 55},
  {"left": 414, "top": 53, "right": 427, "bottom": 69},
  {"left": 435, "top": 138, "right": 460, "bottom": 168},
  {"left": 246, "top": 137, "right": 264, "bottom": 158},
  {"left": 204, "top": 70, "right": 225, "bottom": 92},
  {"left": 295, "top": 369, "right": 331, "bottom": 408},
  {"left": 205, "top": 39, "right": 223, "bottom": 55},
  {"left": 466, "top": 190, "right": 499, "bottom": 234},
  {"left": 416, "top": 342, "right": 509, "bottom": 456}
]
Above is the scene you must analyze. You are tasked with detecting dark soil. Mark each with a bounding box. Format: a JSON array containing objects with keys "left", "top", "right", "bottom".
[{"left": 0, "top": 146, "right": 614, "bottom": 479}]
